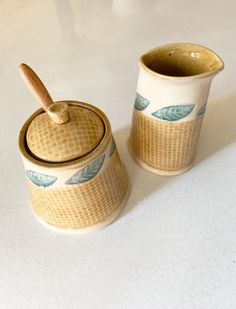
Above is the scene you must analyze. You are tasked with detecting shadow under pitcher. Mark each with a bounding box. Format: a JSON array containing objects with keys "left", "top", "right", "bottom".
[{"left": 128, "top": 43, "right": 224, "bottom": 175}]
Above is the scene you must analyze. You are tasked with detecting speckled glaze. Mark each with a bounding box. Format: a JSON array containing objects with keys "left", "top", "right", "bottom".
[
  {"left": 19, "top": 101, "right": 129, "bottom": 233},
  {"left": 129, "top": 43, "right": 224, "bottom": 175}
]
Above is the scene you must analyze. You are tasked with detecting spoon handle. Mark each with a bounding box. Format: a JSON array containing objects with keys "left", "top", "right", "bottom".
[{"left": 19, "top": 63, "right": 54, "bottom": 111}]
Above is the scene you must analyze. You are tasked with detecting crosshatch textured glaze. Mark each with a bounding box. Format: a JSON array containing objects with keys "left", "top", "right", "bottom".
[
  {"left": 128, "top": 43, "right": 224, "bottom": 175},
  {"left": 19, "top": 101, "right": 129, "bottom": 233}
]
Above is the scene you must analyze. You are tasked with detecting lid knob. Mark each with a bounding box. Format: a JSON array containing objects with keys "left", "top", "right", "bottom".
[{"left": 47, "top": 102, "right": 69, "bottom": 124}]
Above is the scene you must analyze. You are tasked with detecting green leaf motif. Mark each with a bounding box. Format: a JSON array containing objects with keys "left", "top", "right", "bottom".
[
  {"left": 197, "top": 104, "right": 207, "bottom": 117},
  {"left": 26, "top": 170, "right": 57, "bottom": 188},
  {"left": 65, "top": 154, "right": 105, "bottom": 185},
  {"left": 134, "top": 93, "right": 150, "bottom": 111},
  {"left": 110, "top": 137, "right": 116, "bottom": 157},
  {"left": 152, "top": 104, "right": 195, "bottom": 121}
]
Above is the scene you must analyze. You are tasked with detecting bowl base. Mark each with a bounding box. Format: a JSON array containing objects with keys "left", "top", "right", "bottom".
[{"left": 33, "top": 184, "right": 130, "bottom": 234}]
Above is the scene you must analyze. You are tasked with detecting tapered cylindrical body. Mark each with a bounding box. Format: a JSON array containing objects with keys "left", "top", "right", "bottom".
[{"left": 19, "top": 101, "right": 129, "bottom": 233}]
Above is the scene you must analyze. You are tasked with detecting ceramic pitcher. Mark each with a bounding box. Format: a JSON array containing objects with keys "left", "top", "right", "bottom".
[
  {"left": 128, "top": 43, "right": 224, "bottom": 175},
  {"left": 18, "top": 64, "right": 129, "bottom": 233}
]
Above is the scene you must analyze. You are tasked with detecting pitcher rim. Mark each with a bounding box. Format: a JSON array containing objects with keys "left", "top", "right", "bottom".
[{"left": 139, "top": 43, "right": 224, "bottom": 80}]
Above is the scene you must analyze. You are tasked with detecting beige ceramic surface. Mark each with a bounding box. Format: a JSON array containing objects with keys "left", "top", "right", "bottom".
[
  {"left": 140, "top": 43, "right": 224, "bottom": 79},
  {"left": 27, "top": 102, "right": 104, "bottom": 162},
  {"left": 129, "top": 110, "right": 203, "bottom": 174},
  {"left": 34, "top": 184, "right": 130, "bottom": 234},
  {"left": 19, "top": 100, "right": 129, "bottom": 232},
  {"left": 28, "top": 150, "right": 128, "bottom": 231},
  {"left": 129, "top": 43, "right": 224, "bottom": 175}
]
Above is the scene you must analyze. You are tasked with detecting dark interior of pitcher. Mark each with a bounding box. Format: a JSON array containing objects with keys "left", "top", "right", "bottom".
[{"left": 141, "top": 44, "right": 224, "bottom": 77}]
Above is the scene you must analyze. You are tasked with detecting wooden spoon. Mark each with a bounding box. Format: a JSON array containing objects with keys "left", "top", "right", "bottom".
[
  {"left": 19, "top": 63, "right": 69, "bottom": 124},
  {"left": 19, "top": 63, "right": 54, "bottom": 111}
]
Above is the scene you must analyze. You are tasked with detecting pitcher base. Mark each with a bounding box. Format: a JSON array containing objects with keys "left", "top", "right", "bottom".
[{"left": 127, "top": 140, "right": 193, "bottom": 176}]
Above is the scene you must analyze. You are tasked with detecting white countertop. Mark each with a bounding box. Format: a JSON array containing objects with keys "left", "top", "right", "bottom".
[{"left": 1, "top": 1, "right": 236, "bottom": 308}]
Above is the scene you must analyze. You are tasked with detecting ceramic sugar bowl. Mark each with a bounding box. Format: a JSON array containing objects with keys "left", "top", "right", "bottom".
[{"left": 18, "top": 64, "right": 129, "bottom": 233}]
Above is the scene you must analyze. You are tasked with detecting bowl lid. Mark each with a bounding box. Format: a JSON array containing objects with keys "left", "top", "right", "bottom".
[{"left": 26, "top": 101, "right": 105, "bottom": 162}]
